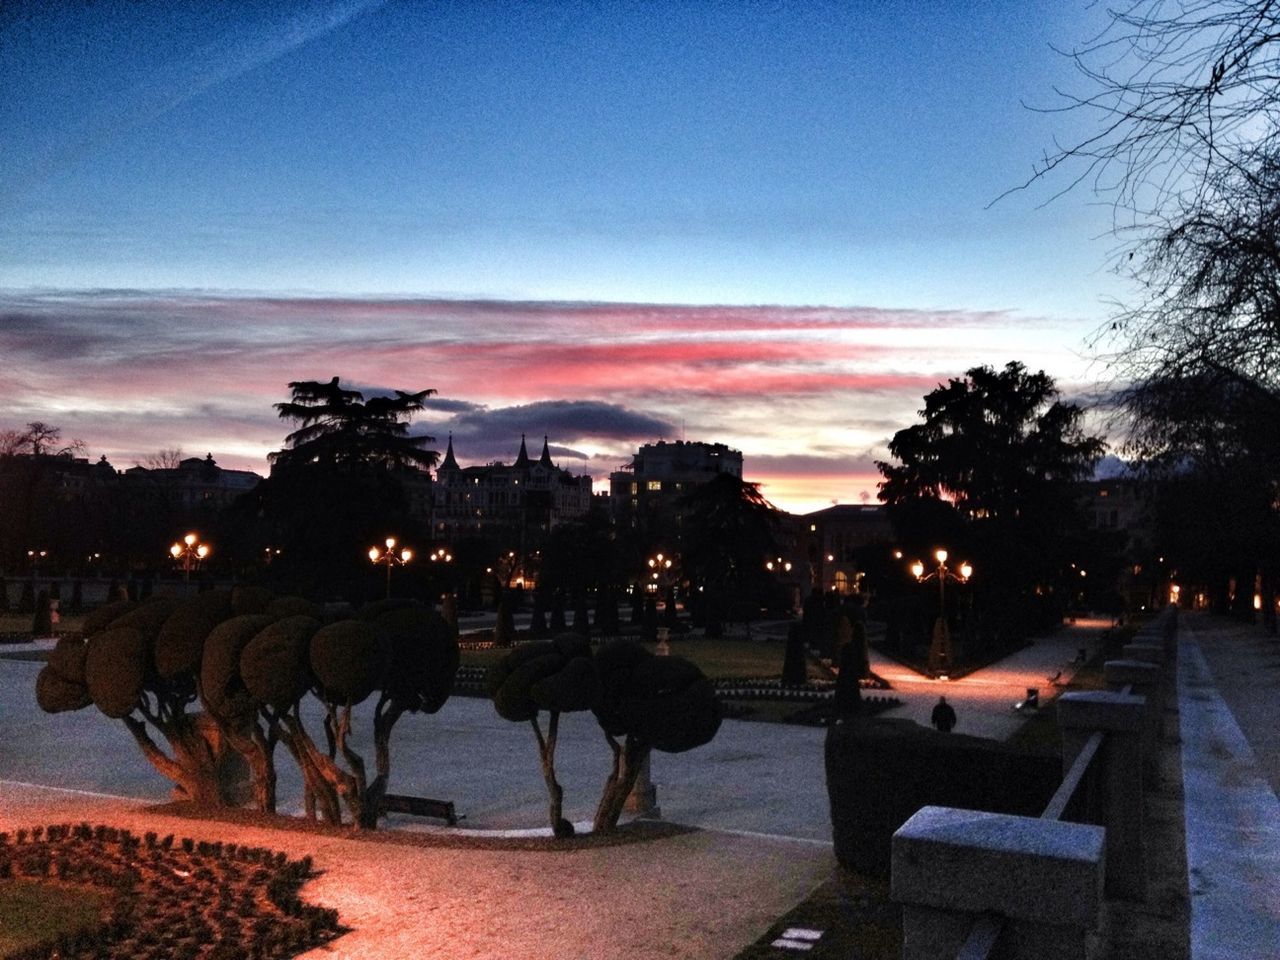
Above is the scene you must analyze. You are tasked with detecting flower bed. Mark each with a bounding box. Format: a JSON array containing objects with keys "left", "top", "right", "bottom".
[{"left": 0, "top": 824, "right": 342, "bottom": 960}]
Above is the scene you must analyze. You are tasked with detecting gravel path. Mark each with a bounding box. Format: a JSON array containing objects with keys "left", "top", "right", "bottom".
[{"left": 0, "top": 781, "right": 832, "bottom": 960}]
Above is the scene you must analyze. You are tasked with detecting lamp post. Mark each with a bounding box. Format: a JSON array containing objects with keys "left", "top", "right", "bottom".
[
  {"left": 169, "top": 533, "right": 210, "bottom": 581},
  {"left": 909, "top": 548, "right": 972, "bottom": 679},
  {"left": 369, "top": 537, "right": 412, "bottom": 599}
]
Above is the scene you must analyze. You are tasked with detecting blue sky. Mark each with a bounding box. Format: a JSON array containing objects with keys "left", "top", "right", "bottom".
[{"left": 0, "top": 1, "right": 1129, "bottom": 512}]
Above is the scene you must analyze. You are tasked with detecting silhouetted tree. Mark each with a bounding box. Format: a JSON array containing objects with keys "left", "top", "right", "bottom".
[
  {"left": 679, "top": 474, "right": 780, "bottom": 626},
  {"left": 236, "top": 378, "right": 438, "bottom": 599},
  {"left": 591, "top": 640, "right": 721, "bottom": 832},
  {"left": 878, "top": 363, "right": 1106, "bottom": 643},
  {"left": 488, "top": 636, "right": 597, "bottom": 837}
]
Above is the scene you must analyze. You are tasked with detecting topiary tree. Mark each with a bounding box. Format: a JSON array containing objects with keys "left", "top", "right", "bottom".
[
  {"left": 494, "top": 592, "right": 517, "bottom": 646},
  {"left": 233, "top": 603, "right": 458, "bottom": 829},
  {"left": 361, "top": 602, "right": 459, "bottom": 821},
  {"left": 487, "top": 635, "right": 597, "bottom": 837},
  {"left": 200, "top": 613, "right": 280, "bottom": 812},
  {"left": 36, "top": 595, "right": 242, "bottom": 806},
  {"left": 238, "top": 614, "right": 342, "bottom": 823},
  {"left": 591, "top": 640, "right": 722, "bottom": 833},
  {"left": 31, "top": 590, "right": 53, "bottom": 638}
]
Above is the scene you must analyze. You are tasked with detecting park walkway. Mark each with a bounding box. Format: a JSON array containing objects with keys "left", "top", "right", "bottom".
[
  {"left": 1177, "top": 614, "right": 1280, "bottom": 960},
  {"left": 4, "top": 614, "right": 1279, "bottom": 958}
]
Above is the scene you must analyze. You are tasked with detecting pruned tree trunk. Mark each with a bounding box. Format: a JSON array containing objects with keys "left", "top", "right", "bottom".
[
  {"left": 367, "top": 696, "right": 405, "bottom": 827},
  {"left": 122, "top": 713, "right": 226, "bottom": 807},
  {"left": 531, "top": 712, "right": 572, "bottom": 837},
  {"left": 278, "top": 710, "right": 345, "bottom": 826},
  {"left": 592, "top": 733, "right": 651, "bottom": 833}
]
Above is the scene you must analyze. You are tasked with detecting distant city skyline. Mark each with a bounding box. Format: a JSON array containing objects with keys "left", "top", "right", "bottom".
[{"left": 2, "top": 2, "right": 1128, "bottom": 513}]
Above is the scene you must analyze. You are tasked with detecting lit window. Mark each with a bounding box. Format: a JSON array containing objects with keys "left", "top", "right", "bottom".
[
  {"left": 630, "top": 482, "right": 638, "bottom": 495},
  {"left": 647, "top": 480, "right": 662, "bottom": 491}
]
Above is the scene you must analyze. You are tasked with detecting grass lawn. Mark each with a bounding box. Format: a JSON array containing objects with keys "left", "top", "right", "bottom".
[
  {"left": 460, "top": 636, "right": 828, "bottom": 682},
  {"left": 0, "top": 878, "right": 112, "bottom": 955},
  {"left": 0, "top": 612, "right": 86, "bottom": 634}
]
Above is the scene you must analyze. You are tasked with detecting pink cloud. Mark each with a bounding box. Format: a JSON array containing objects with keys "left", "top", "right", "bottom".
[{"left": 0, "top": 292, "right": 1070, "bottom": 512}]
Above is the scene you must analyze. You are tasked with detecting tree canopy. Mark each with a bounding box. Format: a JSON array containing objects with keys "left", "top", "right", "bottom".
[
  {"left": 877, "top": 364, "right": 1108, "bottom": 641},
  {"left": 270, "top": 377, "right": 438, "bottom": 471},
  {"left": 877, "top": 362, "right": 1104, "bottom": 520},
  {"left": 238, "top": 378, "right": 439, "bottom": 599}
]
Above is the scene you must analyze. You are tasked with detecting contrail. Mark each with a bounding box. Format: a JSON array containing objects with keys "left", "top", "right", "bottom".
[{"left": 2, "top": 0, "right": 391, "bottom": 209}]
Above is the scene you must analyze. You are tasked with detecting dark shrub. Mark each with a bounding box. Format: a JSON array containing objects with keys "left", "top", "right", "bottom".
[
  {"left": 825, "top": 716, "right": 1060, "bottom": 876},
  {"left": 154, "top": 590, "right": 233, "bottom": 679},
  {"left": 309, "top": 619, "right": 389, "bottom": 706},
  {"left": 201, "top": 615, "right": 276, "bottom": 723},
  {"left": 32, "top": 590, "right": 54, "bottom": 637},
  {"left": 240, "top": 616, "right": 320, "bottom": 709},
  {"left": 84, "top": 627, "right": 148, "bottom": 719},
  {"left": 83, "top": 598, "right": 137, "bottom": 638}
]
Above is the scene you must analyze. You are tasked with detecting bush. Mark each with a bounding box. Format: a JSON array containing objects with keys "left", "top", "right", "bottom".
[
  {"left": 84, "top": 627, "right": 148, "bottom": 719},
  {"left": 154, "top": 591, "right": 233, "bottom": 679},
  {"left": 825, "top": 716, "right": 1060, "bottom": 876},
  {"left": 309, "top": 620, "right": 389, "bottom": 706},
  {"left": 201, "top": 615, "right": 276, "bottom": 723},
  {"left": 32, "top": 590, "right": 54, "bottom": 637},
  {"left": 240, "top": 616, "right": 320, "bottom": 710}
]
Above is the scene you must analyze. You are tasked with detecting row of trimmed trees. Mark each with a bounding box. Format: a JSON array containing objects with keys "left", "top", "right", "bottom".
[
  {"left": 36, "top": 590, "right": 724, "bottom": 835},
  {"left": 36, "top": 588, "right": 458, "bottom": 829}
]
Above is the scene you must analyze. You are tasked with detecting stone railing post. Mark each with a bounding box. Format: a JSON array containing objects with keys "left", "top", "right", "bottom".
[
  {"left": 892, "top": 806, "right": 1105, "bottom": 960},
  {"left": 1104, "top": 659, "right": 1162, "bottom": 783},
  {"left": 1122, "top": 641, "right": 1171, "bottom": 731},
  {"left": 1058, "top": 691, "right": 1147, "bottom": 901}
]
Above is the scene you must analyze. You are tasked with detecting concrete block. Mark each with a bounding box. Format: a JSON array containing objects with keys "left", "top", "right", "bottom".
[
  {"left": 1103, "top": 660, "right": 1160, "bottom": 687},
  {"left": 1122, "top": 642, "right": 1163, "bottom": 665},
  {"left": 1058, "top": 692, "right": 1145, "bottom": 734},
  {"left": 892, "top": 806, "right": 1105, "bottom": 926}
]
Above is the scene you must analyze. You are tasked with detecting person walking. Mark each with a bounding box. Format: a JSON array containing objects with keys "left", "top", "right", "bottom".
[{"left": 931, "top": 695, "right": 957, "bottom": 733}]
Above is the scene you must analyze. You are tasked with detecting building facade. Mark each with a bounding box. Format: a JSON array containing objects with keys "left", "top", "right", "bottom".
[
  {"left": 430, "top": 435, "right": 593, "bottom": 543},
  {"left": 608, "top": 440, "right": 743, "bottom": 544}
]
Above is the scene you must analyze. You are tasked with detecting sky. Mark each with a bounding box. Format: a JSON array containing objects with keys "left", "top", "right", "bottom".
[{"left": 0, "top": 1, "right": 1130, "bottom": 513}]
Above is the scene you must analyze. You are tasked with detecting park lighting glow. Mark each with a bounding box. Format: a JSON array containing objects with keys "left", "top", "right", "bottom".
[
  {"left": 910, "top": 548, "right": 972, "bottom": 679},
  {"left": 170, "top": 532, "right": 210, "bottom": 580},
  {"left": 370, "top": 536, "right": 413, "bottom": 598}
]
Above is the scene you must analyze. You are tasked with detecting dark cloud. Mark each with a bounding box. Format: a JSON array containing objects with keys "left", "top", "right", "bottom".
[{"left": 445, "top": 400, "right": 674, "bottom": 442}]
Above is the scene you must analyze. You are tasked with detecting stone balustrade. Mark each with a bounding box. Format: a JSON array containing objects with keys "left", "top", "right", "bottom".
[{"left": 890, "top": 607, "right": 1178, "bottom": 959}]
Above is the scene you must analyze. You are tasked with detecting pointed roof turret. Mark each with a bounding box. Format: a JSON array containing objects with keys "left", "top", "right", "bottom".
[
  {"left": 440, "top": 433, "right": 459, "bottom": 472},
  {"left": 538, "top": 435, "right": 553, "bottom": 468},
  {"left": 514, "top": 434, "right": 531, "bottom": 468}
]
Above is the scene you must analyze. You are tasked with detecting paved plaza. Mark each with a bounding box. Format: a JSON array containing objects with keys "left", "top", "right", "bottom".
[{"left": 1, "top": 613, "right": 1278, "bottom": 958}]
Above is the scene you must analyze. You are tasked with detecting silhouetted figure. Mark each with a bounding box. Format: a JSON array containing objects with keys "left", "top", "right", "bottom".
[{"left": 931, "top": 695, "right": 957, "bottom": 733}]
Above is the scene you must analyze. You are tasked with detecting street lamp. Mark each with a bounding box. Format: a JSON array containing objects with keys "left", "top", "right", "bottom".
[
  {"left": 369, "top": 536, "right": 412, "bottom": 599},
  {"left": 169, "top": 533, "right": 210, "bottom": 581},
  {"left": 647, "top": 552, "right": 673, "bottom": 593},
  {"left": 910, "top": 548, "right": 972, "bottom": 679}
]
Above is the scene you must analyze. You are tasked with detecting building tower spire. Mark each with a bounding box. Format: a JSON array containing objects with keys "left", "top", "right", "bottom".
[
  {"left": 538, "top": 435, "right": 553, "bottom": 468},
  {"left": 514, "top": 434, "right": 531, "bottom": 468},
  {"left": 440, "top": 433, "right": 459, "bottom": 471}
]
